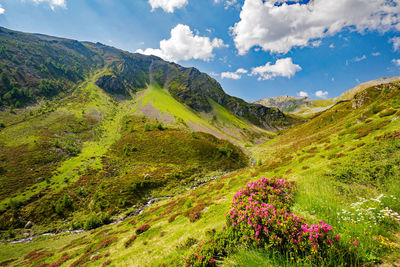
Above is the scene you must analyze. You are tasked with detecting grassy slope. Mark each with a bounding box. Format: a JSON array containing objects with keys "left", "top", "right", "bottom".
[
  {"left": 132, "top": 84, "right": 272, "bottom": 146},
  {"left": 0, "top": 72, "right": 252, "bottom": 234},
  {"left": 1, "top": 83, "right": 400, "bottom": 266}
]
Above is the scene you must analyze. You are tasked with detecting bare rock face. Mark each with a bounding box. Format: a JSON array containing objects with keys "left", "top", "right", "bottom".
[
  {"left": 95, "top": 75, "right": 127, "bottom": 96},
  {"left": 252, "top": 96, "right": 313, "bottom": 113}
]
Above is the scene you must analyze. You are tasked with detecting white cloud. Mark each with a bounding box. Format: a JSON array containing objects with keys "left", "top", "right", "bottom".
[
  {"left": 315, "top": 90, "right": 329, "bottom": 98},
  {"left": 136, "top": 24, "right": 227, "bottom": 62},
  {"left": 221, "top": 72, "right": 241, "bottom": 80},
  {"left": 148, "top": 0, "right": 187, "bottom": 13},
  {"left": 250, "top": 58, "right": 302, "bottom": 81},
  {"left": 214, "top": 0, "right": 240, "bottom": 10},
  {"left": 390, "top": 37, "right": 400, "bottom": 51},
  {"left": 353, "top": 55, "right": 367, "bottom": 62},
  {"left": 392, "top": 59, "right": 400, "bottom": 66},
  {"left": 236, "top": 68, "right": 248, "bottom": 74},
  {"left": 311, "top": 40, "right": 322, "bottom": 47},
  {"left": 0, "top": 4, "right": 4, "bottom": 14},
  {"left": 221, "top": 68, "right": 248, "bottom": 80},
  {"left": 329, "top": 44, "right": 335, "bottom": 49},
  {"left": 24, "top": 0, "right": 66, "bottom": 10},
  {"left": 372, "top": 52, "right": 381, "bottom": 56},
  {"left": 297, "top": 91, "right": 309, "bottom": 97},
  {"left": 232, "top": 0, "right": 400, "bottom": 55}
]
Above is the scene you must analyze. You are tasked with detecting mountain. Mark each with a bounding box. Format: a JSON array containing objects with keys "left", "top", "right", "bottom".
[
  {"left": 335, "top": 76, "right": 400, "bottom": 101},
  {"left": 253, "top": 76, "right": 400, "bottom": 118},
  {"left": 251, "top": 95, "right": 314, "bottom": 113},
  {"left": 0, "top": 26, "right": 298, "bottom": 235},
  {"left": 1, "top": 27, "right": 400, "bottom": 267},
  {"left": 0, "top": 26, "right": 289, "bottom": 132}
]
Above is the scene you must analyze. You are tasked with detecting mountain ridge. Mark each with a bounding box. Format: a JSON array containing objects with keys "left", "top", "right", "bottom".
[
  {"left": 252, "top": 76, "right": 400, "bottom": 116},
  {"left": 0, "top": 26, "right": 290, "bottom": 132}
]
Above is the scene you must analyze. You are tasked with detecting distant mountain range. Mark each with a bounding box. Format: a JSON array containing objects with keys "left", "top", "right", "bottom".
[{"left": 252, "top": 76, "right": 400, "bottom": 116}]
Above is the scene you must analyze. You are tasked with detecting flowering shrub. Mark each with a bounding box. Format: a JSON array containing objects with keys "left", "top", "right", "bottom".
[
  {"left": 70, "top": 237, "right": 118, "bottom": 267},
  {"left": 49, "top": 254, "right": 70, "bottom": 267},
  {"left": 186, "top": 177, "right": 341, "bottom": 266},
  {"left": 136, "top": 224, "right": 151, "bottom": 235},
  {"left": 184, "top": 203, "right": 206, "bottom": 223},
  {"left": 124, "top": 234, "right": 137, "bottom": 248},
  {"left": 23, "top": 250, "right": 54, "bottom": 265},
  {"left": 374, "top": 130, "right": 400, "bottom": 141}
]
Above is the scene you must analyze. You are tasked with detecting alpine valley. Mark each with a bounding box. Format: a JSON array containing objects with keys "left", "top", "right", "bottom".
[{"left": 0, "top": 27, "right": 400, "bottom": 267}]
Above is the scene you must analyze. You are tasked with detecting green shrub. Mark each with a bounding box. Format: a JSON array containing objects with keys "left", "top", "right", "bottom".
[
  {"left": 177, "top": 237, "right": 198, "bottom": 250},
  {"left": 217, "top": 144, "right": 233, "bottom": 158},
  {"left": 85, "top": 216, "right": 102, "bottom": 230},
  {"left": 9, "top": 199, "right": 22, "bottom": 210},
  {"left": 371, "top": 104, "right": 378, "bottom": 114},
  {"left": 123, "top": 144, "right": 137, "bottom": 156},
  {"left": 183, "top": 199, "right": 192, "bottom": 209}
]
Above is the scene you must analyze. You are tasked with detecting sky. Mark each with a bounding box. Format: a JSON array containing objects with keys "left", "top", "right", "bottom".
[{"left": 0, "top": 0, "right": 400, "bottom": 101}]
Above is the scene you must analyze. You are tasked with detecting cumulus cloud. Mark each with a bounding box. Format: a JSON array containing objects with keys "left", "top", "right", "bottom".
[
  {"left": 221, "top": 68, "right": 248, "bottom": 80},
  {"left": 232, "top": 0, "right": 400, "bottom": 55},
  {"left": 390, "top": 37, "right": 400, "bottom": 51},
  {"left": 329, "top": 44, "right": 335, "bottom": 49},
  {"left": 0, "top": 4, "right": 4, "bottom": 14},
  {"left": 297, "top": 91, "right": 309, "bottom": 97},
  {"left": 372, "top": 52, "right": 381, "bottom": 56},
  {"left": 148, "top": 0, "right": 188, "bottom": 13},
  {"left": 136, "top": 24, "right": 227, "bottom": 62},
  {"left": 24, "top": 0, "right": 66, "bottom": 10},
  {"left": 315, "top": 90, "right": 329, "bottom": 98},
  {"left": 392, "top": 59, "right": 400, "bottom": 66},
  {"left": 250, "top": 58, "right": 302, "bottom": 81}
]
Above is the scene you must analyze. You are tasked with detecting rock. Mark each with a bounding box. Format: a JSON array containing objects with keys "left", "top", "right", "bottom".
[
  {"left": 95, "top": 74, "right": 127, "bottom": 96},
  {"left": 25, "top": 221, "right": 33, "bottom": 229},
  {"left": 252, "top": 95, "right": 313, "bottom": 113}
]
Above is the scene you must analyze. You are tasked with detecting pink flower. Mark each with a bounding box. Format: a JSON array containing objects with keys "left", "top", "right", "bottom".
[
  {"left": 336, "top": 234, "right": 340, "bottom": 240},
  {"left": 211, "top": 258, "right": 214, "bottom": 262},
  {"left": 354, "top": 241, "right": 358, "bottom": 246}
]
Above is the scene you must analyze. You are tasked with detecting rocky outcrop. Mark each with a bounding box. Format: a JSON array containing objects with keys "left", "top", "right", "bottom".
[
  {"left": 252, "top": 96, "right": 313, "bottom": 113},
  {"left": 95, "top": 74, "right": 127, "bottom": 96}
]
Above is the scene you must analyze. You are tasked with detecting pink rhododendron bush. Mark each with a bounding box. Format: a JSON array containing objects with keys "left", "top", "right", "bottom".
[{"left": 185, "top": 177, "right": 353, "bottom": 266}]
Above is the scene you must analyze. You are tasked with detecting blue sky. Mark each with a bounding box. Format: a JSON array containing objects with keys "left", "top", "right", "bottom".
[{"left": 0, "top": 0, "right": 400, "bottom": 101}]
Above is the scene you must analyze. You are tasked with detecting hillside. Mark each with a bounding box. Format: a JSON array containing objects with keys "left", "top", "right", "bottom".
[
  {"left": 1, "top": 75, "right": 399, "bottom": 267},
  {"left": 251, "top": 95, "right": 314, "bottom": 113},
  {"left": 0, "top": 27, "right": 400, "bottom": 267},
  {"left": 254, "top": 77, "right": 400, "bottom": 118}
]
